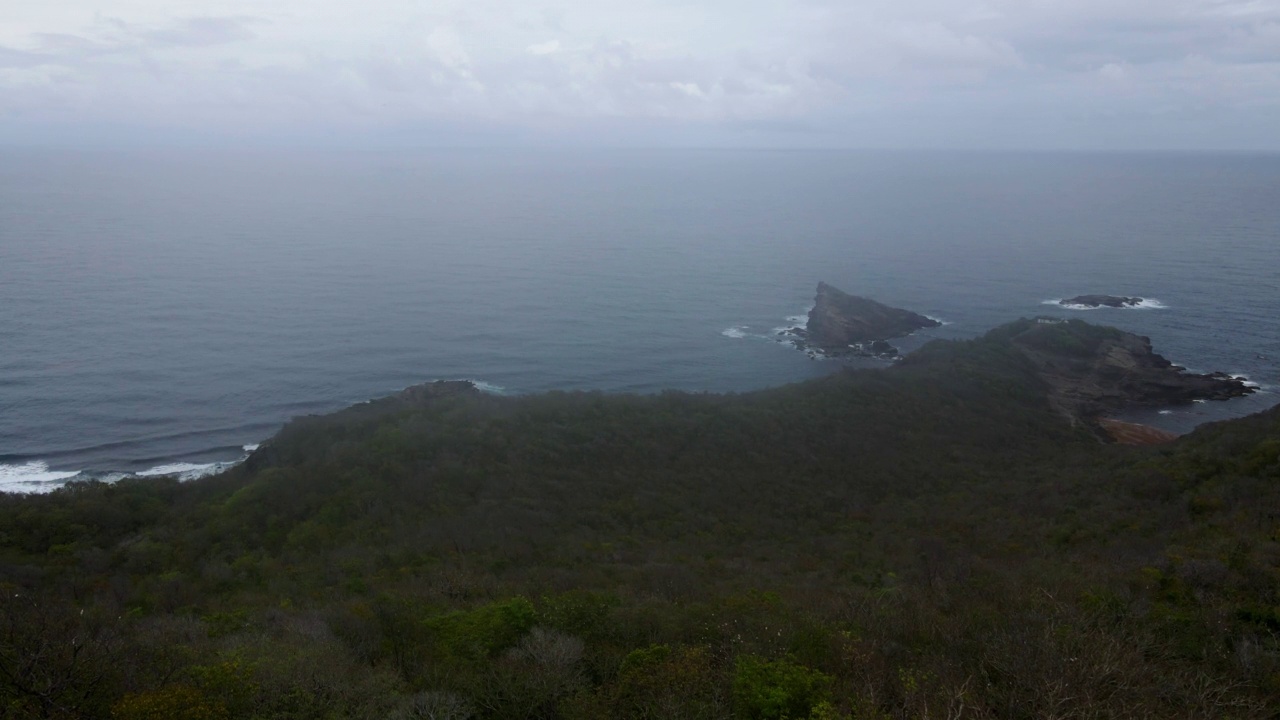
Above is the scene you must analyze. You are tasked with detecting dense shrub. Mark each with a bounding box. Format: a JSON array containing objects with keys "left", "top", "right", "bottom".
[{"left": 3, "top": 322, "right": 1278, "bottom": 716}]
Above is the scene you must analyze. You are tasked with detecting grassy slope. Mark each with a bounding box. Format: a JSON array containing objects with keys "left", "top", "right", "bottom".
[{"left": 1, "top": 320, "right": 1277, "bottom": 719}]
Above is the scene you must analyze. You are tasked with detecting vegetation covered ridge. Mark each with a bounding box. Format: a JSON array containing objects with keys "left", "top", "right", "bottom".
[{"left": 1, "top": 318, "right": 1277, "bottom": 719}]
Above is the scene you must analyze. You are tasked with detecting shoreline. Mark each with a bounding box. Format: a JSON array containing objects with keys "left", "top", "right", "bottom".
[
  {"left": 0, "top": 377, "right": 518, "bottom": 494},
  {"left": 3, "top": 332, "right": 1275, "bottom": 494},
  {"left": 0, "top": 447, "right": 260, "bottom": 495}
]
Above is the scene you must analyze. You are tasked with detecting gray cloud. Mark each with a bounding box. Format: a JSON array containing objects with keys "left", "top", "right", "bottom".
[
  {"left": 139, "top": 17, "right": 259, "bottom": 48},
  {"left": 0, "top": 47, "right": 44, "bottom": 70},
  {"left": 0, "top": 1, "right": 1278, "bottom": 149},
  {"left": 0, "top": 15, "right": 259, "bottom": 73}
]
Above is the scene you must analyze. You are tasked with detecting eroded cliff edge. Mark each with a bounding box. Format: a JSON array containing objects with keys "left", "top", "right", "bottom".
[{"left": 995, "top": 318, "right": 1254, "bottom": 426}]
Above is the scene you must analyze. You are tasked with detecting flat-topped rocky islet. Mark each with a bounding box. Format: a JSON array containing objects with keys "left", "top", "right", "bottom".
[{"left": 1060, "top": 295, "right": 1145, "bottom": 308}]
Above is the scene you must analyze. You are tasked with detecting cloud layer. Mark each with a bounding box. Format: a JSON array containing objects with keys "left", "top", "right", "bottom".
[{"left": 2, "top": 0, "right": 1278, "bottom": 148}]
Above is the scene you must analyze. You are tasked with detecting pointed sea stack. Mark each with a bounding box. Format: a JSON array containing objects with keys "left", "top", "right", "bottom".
[{"left": 803, "top": 282, "right": 941, "bottom": 354}]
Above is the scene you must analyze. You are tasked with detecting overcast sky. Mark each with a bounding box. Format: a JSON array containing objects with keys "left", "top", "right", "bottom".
[{"left": 3, "top": 0, "right": 1278, "bottom": 149}]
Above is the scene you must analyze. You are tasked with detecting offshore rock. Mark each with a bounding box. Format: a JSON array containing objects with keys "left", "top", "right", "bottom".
[
  {"left": 786, "top": 282, "right": 939, "bottom": 357},
  {"left": 1060, "top": 295, "right": 1144, "bottom": 308}
]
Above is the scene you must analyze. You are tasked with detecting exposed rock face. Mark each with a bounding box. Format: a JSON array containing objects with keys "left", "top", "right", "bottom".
[
  {"left": 1097, "top": 419, "right": 1180, "bottom": 445},
  {"left": 1060, "top": 295, "right": 1144, "bottom": 308},
  {"left": 1005, "top": 319, "right": 1254, "bottom": 423},
  {"left": 784, "top": 282, "right": 939, "bottom": 357}
]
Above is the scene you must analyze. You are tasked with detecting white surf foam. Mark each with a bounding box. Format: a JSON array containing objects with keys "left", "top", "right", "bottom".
[
  {"left": 136, "top": 462, "right": 227, "bottom": 481},
  {"left": 1043, "top": 298, "right": 1165, "bottom": 311},
  {"left": 2, "top": 449, "right": 259, "bottom": 493},
  {"left": 0, "top": 462, "right": 82, "bottom": 493},
  {"left": 1158, "top": 410, "right": 1174, "bottom": 415},
  {"left": 1169, "top": 360, "right": 1212, "bottom": 375},
  {"left": 1045, "top": 299, "right": 1102, "bottom": 311},
  {"left": 768, "top": 307, "right": 813, "bottom": 338},
  {"left": 721, "top": 326, "right": 751, "bottom": 339},
  {"left": 785, "top": 306, "right": 813, "bottom": 324},
  {"left": 924, "top": 315, "right": 951, "bottom": 326},
  {"left": 408, "top": 378, "right": 510, "bottom": 396},
  {"left": 468, "top": 380, "right": 508, "bottom": 395},
  {"left": 243, "top": 443, "right": 260, "bottom": 452}
]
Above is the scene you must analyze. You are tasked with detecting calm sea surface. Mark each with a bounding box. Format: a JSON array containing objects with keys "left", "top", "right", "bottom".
[{"left": 1, "top": 149, "right": 1277, "bottom": 491}]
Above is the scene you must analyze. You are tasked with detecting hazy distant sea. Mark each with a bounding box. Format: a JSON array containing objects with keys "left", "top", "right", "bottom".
[{"left": 2, "top": 149, "right": 1277, "bottom": 492}]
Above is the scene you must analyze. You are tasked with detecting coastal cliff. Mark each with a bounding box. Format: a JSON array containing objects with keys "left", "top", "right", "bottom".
[{"left": 999, "top": 318, "right": 1254, "bottom": 423}]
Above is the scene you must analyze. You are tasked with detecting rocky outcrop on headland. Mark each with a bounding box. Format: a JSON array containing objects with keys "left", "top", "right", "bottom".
[
  {"left": 1003, "top": 318, "right": 1254, "bottom": 424},
  {"left": 780, "top": 282, "right": 940, "bottom": 358},
  {"left": 1097, "top": 419, "right": 1180, "bottom": 445},
  {"left": 1060, "top": 295, "right": 1144, "bottom": 308}
]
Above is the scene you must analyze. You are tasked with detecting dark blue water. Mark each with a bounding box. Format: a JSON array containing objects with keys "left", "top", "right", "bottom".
[{"left": 2, "top": 149, "right": 1277, "bottom": 491}]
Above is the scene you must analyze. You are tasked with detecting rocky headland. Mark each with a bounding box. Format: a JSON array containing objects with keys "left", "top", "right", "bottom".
[
  {"left": 999, "top": 318, "right": 1254, "bottom": 427},
  {"left": 1060, "top": 294, "right": 1145, "bottom": 308},
  {"left": 780, "top": 282, "right": 940, "bottom": 358}
]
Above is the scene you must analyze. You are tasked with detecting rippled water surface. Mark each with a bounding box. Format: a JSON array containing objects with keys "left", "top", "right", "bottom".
[{"left": 2, "top": 149, "right": 1277, "bottom": 490}]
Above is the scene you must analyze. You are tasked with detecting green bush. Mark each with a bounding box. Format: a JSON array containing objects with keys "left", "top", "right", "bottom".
[
  {"left": 423, "top": 597, "right": 536, "bottom": 665},
  {"left": 732, "top": 655, "right": 831, "bottom": 720}
]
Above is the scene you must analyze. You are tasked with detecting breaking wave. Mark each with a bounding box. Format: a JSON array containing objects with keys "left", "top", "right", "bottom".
[
  {"left": 1232, "top": 374, "right": 1265, "bottom": 390},
  {"left": 1, "top": 450, "right": 261, "bottom": 495},
  {"left": 0, "top": 461, "right": 81, "bottom": 493},
  {"left": 466, "top": 380, "right": 508, "bottom": 395},
  {"left": 1044, "top": 298, "right": 1167, "bottom": 311},
  {"left": 135, "top": 462, "right": 233, "bottom": 481}
]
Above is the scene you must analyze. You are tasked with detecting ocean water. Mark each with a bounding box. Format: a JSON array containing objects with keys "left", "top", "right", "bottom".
[{"left": 2, "top": 149, "right": 1277, "bottom": 492}]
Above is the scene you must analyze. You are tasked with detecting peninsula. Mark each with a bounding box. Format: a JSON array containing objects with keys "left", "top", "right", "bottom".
[{"left": 922, "top": 317, "right": 1256, "bottom": 431}]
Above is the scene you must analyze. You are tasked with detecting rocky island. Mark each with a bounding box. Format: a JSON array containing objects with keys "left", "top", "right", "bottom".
[
  {"left": 780, "top": 282, "right": 941, "bottom": 358},
  {"left": 1060, "top": 294, "right": 1145, "bottom": 308}
]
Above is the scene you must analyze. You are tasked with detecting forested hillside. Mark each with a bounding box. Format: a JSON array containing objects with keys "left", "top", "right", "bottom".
[{"left": 2, "top": 320, "right": 1277, "bottom": 719}]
